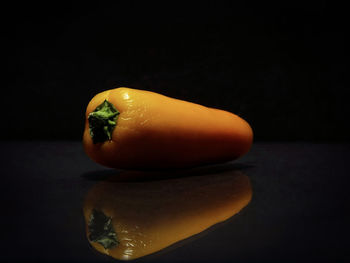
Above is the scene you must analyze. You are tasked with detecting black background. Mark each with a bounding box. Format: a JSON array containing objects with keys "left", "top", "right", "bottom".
[{"left": 4, "top": 1, "right": 348, "bottom": 141}]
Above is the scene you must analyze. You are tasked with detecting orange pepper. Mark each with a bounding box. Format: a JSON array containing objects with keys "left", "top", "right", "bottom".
[
  {"left": 83, "top": 87, "right": 253, "bottom": 169},
  {"left": 83, "top": 170, "right": 252, "bottom": 260}
]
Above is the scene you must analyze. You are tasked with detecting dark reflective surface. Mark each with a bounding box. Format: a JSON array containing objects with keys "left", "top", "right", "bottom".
[{"left": 0, "top": 142, "right": 349, "bottom": 262}]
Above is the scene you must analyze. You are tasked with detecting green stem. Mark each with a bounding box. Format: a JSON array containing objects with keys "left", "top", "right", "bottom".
[
  {"left": 88, "top": 100, "right": 120, "bottom": 144},
  {"left": 88, "top": 209, "right": 119, "bottom": 249}
]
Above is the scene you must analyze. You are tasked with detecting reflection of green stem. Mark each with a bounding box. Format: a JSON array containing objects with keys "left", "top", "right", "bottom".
[
  {"left": 88, "top": 100, "right": 120, "bottom": 144},
  {"left": 88, "top": 209, "right": 119, "bottom": 249}
]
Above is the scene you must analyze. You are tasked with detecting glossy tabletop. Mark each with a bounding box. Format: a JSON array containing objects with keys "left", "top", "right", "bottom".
[{"left": 0, "top": 142, "right": 349, "bottom": 262}]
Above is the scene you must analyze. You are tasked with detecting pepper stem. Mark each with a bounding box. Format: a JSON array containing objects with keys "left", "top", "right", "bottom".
[
  {"left": 88, "top": 100, "right": 120, "bottom": 144},
  {"left": 88, "top": 209, "right": 119, "bottom": 249}
]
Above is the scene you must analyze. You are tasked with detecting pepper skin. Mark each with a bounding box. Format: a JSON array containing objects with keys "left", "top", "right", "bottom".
[
  {"left": 83, "top": 170, "right": 252, "bottom": 260},
  {"left": 83, "top": 87, "right": 253, "bottom": 169}
]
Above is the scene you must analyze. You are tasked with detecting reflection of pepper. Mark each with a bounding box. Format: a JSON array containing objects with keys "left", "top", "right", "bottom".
[
  {"left": 83, "top": 88, "right": 253, "bottom": 169},
  {"left": 83, "top": 170, "right": 252, "bottom": 260}
]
